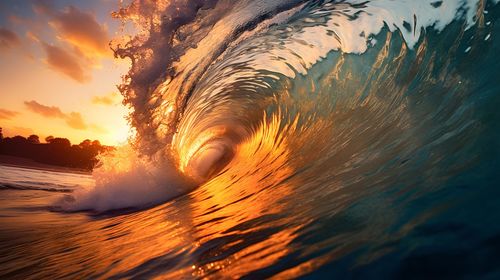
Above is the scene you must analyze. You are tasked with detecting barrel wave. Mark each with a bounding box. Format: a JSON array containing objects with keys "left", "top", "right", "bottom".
[
  {"left": 111, "top": 0, "right": 500, "bottom": 194},
  {"left": 6, "top": 0, "right": 500, "bottom": 278}
]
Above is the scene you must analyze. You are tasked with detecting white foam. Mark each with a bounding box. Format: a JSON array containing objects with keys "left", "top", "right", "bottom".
[
  {"left": 229, "top": 0, "right": 495, "bottom": 79},
  {"left": 56, "top": 145, "right": 194, "bottom": 212}
]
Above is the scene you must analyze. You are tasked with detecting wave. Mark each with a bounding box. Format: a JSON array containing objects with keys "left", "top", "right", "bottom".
[{"left": 60, "top": 0, "right": 500, "bottom": 212}]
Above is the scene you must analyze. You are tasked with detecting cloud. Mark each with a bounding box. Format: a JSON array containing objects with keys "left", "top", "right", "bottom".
[
  {"left": 24, "top": 100, "right": 65, "bottom": 118},
  {"left": 34, "top": 3, "right": 110, "bottom": 57},
  {"left": 0, "top": 108, "right": 20, "bottom": 120},
  {"left": 32, "top": 0, "right": 55, "bottom": 15},
  {"left": 65, "top": 112, "right": 87, "bottom": 130},
  {"left": 52, "top": 6, "right": 110, "bottom": 56},
  {"left": 23, "top": 3, "right": 112, "bottom": 82},
  {"left": 0, "top": 27, "right": 21, "bottom": 50},
  {"left": 91, "top": 92, "right": 121, "bottom": 106},
  {"left": 41, "top": 42, "right": 90, "bottom": 83},
  {"left": 24, "top": 100, "right": 88, "bottom": 130}
]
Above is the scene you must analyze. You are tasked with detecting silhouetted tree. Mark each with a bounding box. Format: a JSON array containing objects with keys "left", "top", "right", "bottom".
[
  {"left": 0, "top": 127, "right": 3, "bottom": 141},
  {"left": 45, "top": 135, "right": 54, "bottom": 143},
  {"left": 79, "top": 139, "right": 92, "bottom": 147},
  {"left": 10, "top": 136, "right": 27, "bottom": 144},
  {"left": 48, "top": 137, "right": 71, "bottom": 148},
  {"left": 0, "top": 133, "right": 114, "bottom": 171},
  {"left": 27, "top": 134, "right": 40, "bottom": 144}
]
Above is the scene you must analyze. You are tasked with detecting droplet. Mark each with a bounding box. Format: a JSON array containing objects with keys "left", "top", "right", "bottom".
[
  {"left": 485, "top": 34, "right": 491, "bottom": 41},
  {"left": 465, "top": 46, "right": 471, "bottom": 53}
]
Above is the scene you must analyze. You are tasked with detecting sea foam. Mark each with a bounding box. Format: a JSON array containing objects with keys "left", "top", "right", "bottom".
[{"left": 56, "top": 145, "right": 194, "bottom": 212}]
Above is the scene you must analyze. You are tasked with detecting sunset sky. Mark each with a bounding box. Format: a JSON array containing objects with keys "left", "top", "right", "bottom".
[{"left": 0, "top": 0, "right": 132, "bottom": 146}]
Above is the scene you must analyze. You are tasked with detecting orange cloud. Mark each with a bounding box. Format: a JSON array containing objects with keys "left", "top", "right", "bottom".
[
  {"left": 24, "top": 100, "right": 88, "bottom": 130},
  {"left": 91, "top": 92, "right": 121, "bottom": 106},
  {"left": 65, "top": 112, "right": 87, "bottom": 130},
  {"left": 34, "top": 3, "right": 110, "bottom": 58},
  {"left": 52, "top": 6, "right": 110, "bottom": 56},
  {"left": 0, "top": 27, "right": 21, "bottom": 50},
  {"left": 24, "top": 100, "right": 65, "bottom": 118},
  {"left": 41, "top": 42, "right": 90, "bottom": 83},
  {"left": 0, "top": 108, "right": 20, "bottom": 120},
  {"left": 26, "top": 3, "right": 112, "bottom": 82}
]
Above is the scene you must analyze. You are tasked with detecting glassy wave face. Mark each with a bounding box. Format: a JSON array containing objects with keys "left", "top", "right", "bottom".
[{"left": 2, "top": 0, "right": 500, "bottom": 278}]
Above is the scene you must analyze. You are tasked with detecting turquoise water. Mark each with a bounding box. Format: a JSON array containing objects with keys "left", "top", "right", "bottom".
[{"left": 1, "top": 0, "right": 500, "bottom": 278}]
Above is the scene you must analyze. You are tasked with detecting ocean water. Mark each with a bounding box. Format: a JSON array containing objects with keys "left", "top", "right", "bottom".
[{"left": 2, "top": 0, "right": 500, "bottom": 278}]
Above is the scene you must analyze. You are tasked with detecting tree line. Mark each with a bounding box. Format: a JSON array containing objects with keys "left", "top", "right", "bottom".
[{"left": 0, "top": 128, "right": 114, "bottom": 170}]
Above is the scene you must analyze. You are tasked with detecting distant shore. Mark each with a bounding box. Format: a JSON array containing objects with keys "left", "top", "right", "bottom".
[{"left": 0, "top": 155, "right": 92, "bottom": 175}]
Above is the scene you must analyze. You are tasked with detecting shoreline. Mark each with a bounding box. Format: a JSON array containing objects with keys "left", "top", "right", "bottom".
[{"left": 0, "top": 155, "right": 92, "bottom": 175}]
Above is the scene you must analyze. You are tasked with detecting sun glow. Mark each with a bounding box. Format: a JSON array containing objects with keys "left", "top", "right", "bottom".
[{"left": 108, "top": 123, "right": 132, "bottom": 146}]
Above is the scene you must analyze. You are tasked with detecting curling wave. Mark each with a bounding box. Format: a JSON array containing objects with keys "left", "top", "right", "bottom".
[
  {"left": 60, "top": 0, "right": 500, "bottom": 213},
  {"left": 0, "top": 0, "right": 493, "bottom": 278}
]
